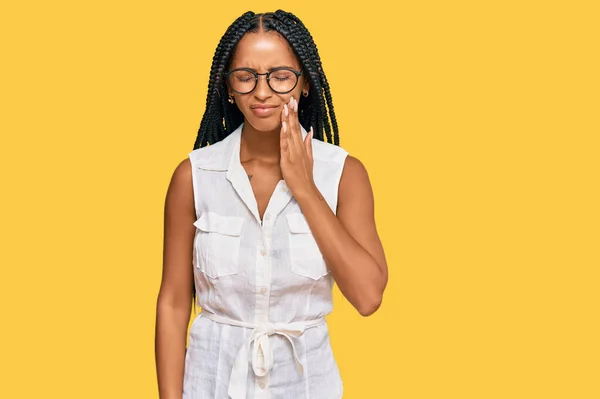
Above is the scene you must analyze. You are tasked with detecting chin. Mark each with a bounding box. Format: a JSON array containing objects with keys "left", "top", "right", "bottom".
[{"left": 246, "top": 116, "right": 281, "bottom": 133}]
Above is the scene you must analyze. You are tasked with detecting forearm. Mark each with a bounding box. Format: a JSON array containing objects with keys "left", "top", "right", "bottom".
[
  {"left": 155, "top": 300, "right": 190, "bottom": 399},
  {"left": 295, "top": 184, "right": 386, "bottom": 316}
]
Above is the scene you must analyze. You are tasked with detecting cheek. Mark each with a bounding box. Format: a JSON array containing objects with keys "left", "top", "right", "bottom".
[
  {"left": 235, "top": 96, "right": 248, "bottom": 108},
  {"left": 280, "top": 94, "right": 296, "bottom": 105},
  {"left": 293, "top": 88, "right": 304, "bottom": 101},
  {"left": 234, "top": 98, "right": 252, "bottom": 116}
]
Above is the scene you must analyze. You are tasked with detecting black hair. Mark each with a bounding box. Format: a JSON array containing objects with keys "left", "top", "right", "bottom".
[
  {"left": 191, "top": 10, "right": 341, "bottom": 310},
  {"left": 192, "top": 10, "right": 340, "bottom": 149}
]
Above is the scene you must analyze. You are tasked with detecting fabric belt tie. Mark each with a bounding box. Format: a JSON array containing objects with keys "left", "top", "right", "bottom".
[{"left": 198, "top": 309, "right": 325, "bottom": 399}]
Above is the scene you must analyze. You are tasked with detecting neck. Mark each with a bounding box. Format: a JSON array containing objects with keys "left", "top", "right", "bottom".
[{"left": 240, "top": 121, "right": 281, "bottom": 162}]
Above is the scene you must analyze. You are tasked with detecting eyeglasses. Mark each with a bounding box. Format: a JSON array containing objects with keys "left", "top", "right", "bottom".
[{"left": 224, "top": 67, "right": 303, "bottom": 95}]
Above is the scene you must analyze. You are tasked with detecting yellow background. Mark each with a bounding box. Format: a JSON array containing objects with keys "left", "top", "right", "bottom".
[{"left": 1, "top": 1, "right": 598, "bottom": 398}]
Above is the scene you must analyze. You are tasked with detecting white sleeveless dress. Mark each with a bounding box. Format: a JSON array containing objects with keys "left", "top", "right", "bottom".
[{"left": 184, "top": 122, "right": 348, "bottom": 399}]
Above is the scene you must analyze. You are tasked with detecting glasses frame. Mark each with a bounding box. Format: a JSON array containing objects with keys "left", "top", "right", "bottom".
[{"left": 224, "top": 67, "right": 304, "bottom": 95}]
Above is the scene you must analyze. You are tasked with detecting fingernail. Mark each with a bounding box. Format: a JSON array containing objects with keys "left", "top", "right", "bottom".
[
  {"left": 294, "top": 97, "right": 298, "bottom": 112},
  {"left": 284, "top": 104, "right": 288, "bottom": 117},
  {"left": 282, "top": 121, "right": 287, "bottom": 133},
  {"left": 309, "top": 126, "right": 313, "bottom": 138}
]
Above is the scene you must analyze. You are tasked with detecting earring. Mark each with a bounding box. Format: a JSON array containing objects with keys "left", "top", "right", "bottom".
[
  {"left": 228, "top": 95, "right": 235, "bottom": 104},
  {"left": 302, "top": 90, "right": 309, "bottom": 97}
]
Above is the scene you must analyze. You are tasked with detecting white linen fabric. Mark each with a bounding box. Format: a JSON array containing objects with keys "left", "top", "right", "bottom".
[{"left": 183, "top": 122, "right": 348, "bottom": 399}]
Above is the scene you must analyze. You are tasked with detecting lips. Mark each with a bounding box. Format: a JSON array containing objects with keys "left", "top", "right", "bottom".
[
  {"left": 250, "top": 104, "right": 279, "bottom": 117},
  {"left": 250, "top": 105, "right": 278, "bottom": 109}
]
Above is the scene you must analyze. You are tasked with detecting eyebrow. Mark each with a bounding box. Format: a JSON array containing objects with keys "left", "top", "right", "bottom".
[{"left": 234, "top": 65, "right": 298, "bottom": 71}]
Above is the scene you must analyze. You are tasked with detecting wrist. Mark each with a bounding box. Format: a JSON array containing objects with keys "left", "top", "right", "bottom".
[{"left": 293, "top": 182, "right": 323, "bottom": 204}]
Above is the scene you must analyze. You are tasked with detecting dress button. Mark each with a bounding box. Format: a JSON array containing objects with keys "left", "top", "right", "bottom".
[
  {"left": 260, "top": 287, "right": 267, "bottom": 294},
  {"left": 264, "top": 213, "right": 271, "bottom": 220}
]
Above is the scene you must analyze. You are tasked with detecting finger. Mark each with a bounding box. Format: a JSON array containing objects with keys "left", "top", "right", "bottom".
[
  {"left": 280, "top": 120, "right": 289, "bottom": 153},
  {"left": 280, "top": 105, "right": 288, "bottom": 149},
  {"left": 282, "top": 102, "right": 289, "bottom": 130},
  {"left": 286, "top": 96, "right": 302, "bottom": 149},
  {"left": 305, "top": 126, "right": 314, "bottom": 167},
  {"left": 292, "top": 96, "right": 304, "bottom": 146},
  {"left": 284, "top": 103, "right": 298, "bottom": 162},
  {"left": 304, "top": 125, "right": 314, "bottom": 160},
  {"left": 283, "top": 102, "right": 295, "bottom": 158},
  {"left": 282, "top": 103, "right": 290, "bottom": 138}
]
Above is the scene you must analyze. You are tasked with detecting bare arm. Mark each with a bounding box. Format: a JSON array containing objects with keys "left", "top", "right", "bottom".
[
  {"left": 295, "top": 155, "right": 388, "bottom": 316},
  {"left": 279, "top": 97, "right": 387, "bottom": 316},
  {"left": 155, "top": 158, "right": 196, "bottom": 399}
]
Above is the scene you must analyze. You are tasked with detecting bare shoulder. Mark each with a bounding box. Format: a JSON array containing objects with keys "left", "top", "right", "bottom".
[
  {"left": 342, "top": 154, "right": 368, "bottom": 176},
  {"left": 171, "top": 157, "right": 193, "bottom": 188},
  {"left": 165, "top": 157, "right": 193, "bottom": 201},
  {"left": 339, "top": 155, "right": 372, "bottom": 201}
]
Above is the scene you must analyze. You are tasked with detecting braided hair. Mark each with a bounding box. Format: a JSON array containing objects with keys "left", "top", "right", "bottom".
[
  {"left": 191, "top": 10, "right": 341, "bottom": 309},
  {"left": 192, "top": 10, "right": 340, "bottom": 149}
]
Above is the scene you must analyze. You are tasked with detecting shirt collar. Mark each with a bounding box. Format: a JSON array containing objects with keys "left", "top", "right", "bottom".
[{"left": 195, "top": 122, "right": 308, "bottom": 172}]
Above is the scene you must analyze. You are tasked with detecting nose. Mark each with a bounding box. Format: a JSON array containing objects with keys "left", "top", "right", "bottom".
[{"left": 253, "top": 74, "right": 273, "bottom": 99}]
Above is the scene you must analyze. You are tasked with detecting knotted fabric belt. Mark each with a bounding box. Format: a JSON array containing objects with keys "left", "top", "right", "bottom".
[{"left": 198, "top": 309, "right": 325, "bottom": 399}]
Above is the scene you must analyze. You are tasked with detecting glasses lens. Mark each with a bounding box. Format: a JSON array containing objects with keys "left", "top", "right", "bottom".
[
  {"left": 229, "top": 70, "right": 256, "bottom": 93},
  {"left": 269, "top": 69, "right": 297, "bottom": 93}
]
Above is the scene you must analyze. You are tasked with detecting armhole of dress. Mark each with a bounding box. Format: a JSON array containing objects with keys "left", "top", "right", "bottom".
[
  {"left": 188, "top": 153, "right": 201, "bottom": 317},
  {"left": 333, "top": 150, "right": 349, "bottom": 215},
  {"left": 188, "top": 152, "right": 200, "bottom": 220}
]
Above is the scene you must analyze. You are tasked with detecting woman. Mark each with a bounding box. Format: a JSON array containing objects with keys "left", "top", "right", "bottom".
[{"left": 156, "top": 10, "right": 388, "bottom": 399}]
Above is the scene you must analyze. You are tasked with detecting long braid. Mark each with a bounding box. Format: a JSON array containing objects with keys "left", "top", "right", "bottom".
[
  {"left": 273, "top": 10, "right": 339, "bottom": 145},
  {"left": 269, "top": 15, "right": 320, "bottom": 138},
  {"left": 193, "top": 12, "right": 255, "bottom": 149},
  {"left": 267, "top": 12, "right": 328, "bottom": 142},
  {"left": 191, "top": 10, "right": 341, "bottom": 307}
]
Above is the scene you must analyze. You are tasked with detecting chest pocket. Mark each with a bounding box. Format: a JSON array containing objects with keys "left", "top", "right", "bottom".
[
  {"left": 286, "top": 213, "right": 329, "bottom": 280},
  {"left": 193, "top": 212, "right": 244, "bottom": 279}
]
